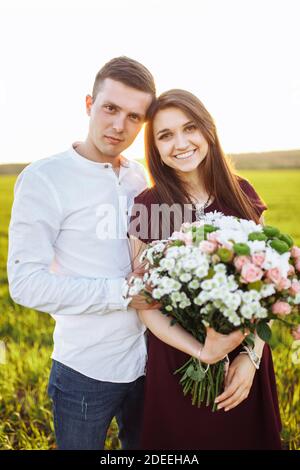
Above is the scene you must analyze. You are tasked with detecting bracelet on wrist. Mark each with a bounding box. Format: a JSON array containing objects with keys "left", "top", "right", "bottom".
[
  {"left": 196, "top": 346, "right": 210, "bottom": 372},
  {"left": 239, "top": 345, "right": 261, "bottom": 369}
]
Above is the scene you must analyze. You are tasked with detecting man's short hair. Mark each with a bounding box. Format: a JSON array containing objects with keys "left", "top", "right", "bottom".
[{"left": 92, "top": 56, "right": 156, "bottom": 107}]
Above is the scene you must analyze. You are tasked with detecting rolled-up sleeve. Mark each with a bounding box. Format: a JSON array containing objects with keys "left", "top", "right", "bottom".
[{"left": 7, "top": 169, "right": 128, "bottom": 315}]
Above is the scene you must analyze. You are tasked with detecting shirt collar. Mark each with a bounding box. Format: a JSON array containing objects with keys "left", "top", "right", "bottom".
[{"left": 71, "top": 143, "right": 131, "bottom": 169}]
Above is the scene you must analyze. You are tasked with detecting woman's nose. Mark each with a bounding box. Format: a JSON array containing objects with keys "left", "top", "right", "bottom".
[{"left": 174, "top": 133, "right": 189, "bottom": 150}]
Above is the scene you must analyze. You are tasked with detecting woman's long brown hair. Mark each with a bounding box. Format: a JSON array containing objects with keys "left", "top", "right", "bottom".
[{"left": 144, "top": 89, "right": 261, "bottom": 223}]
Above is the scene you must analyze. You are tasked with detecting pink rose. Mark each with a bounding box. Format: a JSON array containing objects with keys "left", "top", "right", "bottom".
[
  {"left": 288, "top": 265, "right": 296, "bottom": 276},
  {"left": 207, "top": 232, "right": 219, "bottom": 243},
  {"left": 291, "top": 246, "right": 300, "bottom": 258},
  {"left": 251, "top": 252, "right": 265, "bottom": 267},
  {"left": 199, "top": 240, "right": 217, "bottom": 254},
  {"left": 234, "top": 256, "right": 251, "bottom": 272},
  {"left": 277, "top": 278, "right": 292, "bottom": 291},
  {"left": 292, "top": 325, "right": 300, "bottom": 340},
  {"left": 295, "top": 260, "right": 300, "bottom": 272},
  {"left": 289, "top": 280, "right": 300, "bottom": 296},
  {"left": 241, "top": 263, "right": 264, "bottom": 283},
  {"left": 272, "top": 301, "right": 292, "bottom": 316},
  {"left": 266, "top": 268, "right": 282, "bottom": 285}
]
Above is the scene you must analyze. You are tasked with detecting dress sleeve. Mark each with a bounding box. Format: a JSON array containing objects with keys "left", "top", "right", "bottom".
[{"left": 239, "top": 178, "right": 267, "bottom": 218}]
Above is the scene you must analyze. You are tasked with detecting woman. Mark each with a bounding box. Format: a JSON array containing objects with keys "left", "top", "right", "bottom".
[{"left": 129, "top": 89, "right": 282, "bottom": 450}]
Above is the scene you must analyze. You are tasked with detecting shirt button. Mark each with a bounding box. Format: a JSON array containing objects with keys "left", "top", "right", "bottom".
[
  {"left": 104, "top": 164, "right": 109, "bottom": 169},
  {"left": 15, "top": 260, "right": 20, "bottom": 264}
]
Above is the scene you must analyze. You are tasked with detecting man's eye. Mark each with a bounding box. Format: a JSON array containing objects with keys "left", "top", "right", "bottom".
[
  {"left": 104, "top": 105, "right": 115, "bottom": 112},
  {"left": 129, "top": 114, "right": 140, "bottom": 122}
]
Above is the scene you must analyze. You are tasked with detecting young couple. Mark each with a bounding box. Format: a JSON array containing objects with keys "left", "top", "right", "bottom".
[{"left": 7, "top": 57, "right": 282, "bottom": 450}]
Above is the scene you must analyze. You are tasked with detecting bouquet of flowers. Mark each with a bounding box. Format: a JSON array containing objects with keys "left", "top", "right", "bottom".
[{"left": 127, "top": 212, "right": 300, "bottom": 411}]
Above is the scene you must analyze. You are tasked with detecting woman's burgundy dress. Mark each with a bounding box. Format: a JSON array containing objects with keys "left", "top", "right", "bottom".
[{"left": 132, "top": 179, "right": 282, "bottom": 450}]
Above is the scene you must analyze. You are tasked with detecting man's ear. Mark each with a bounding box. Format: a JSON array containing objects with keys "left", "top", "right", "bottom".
[{"left": 86, "top": 95, "right": 93, "bottom": 116}]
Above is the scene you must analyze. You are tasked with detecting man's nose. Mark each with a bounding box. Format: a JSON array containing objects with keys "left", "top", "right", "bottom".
[{"left": 112, "top": 114, "right": 126, "bottom": 133}]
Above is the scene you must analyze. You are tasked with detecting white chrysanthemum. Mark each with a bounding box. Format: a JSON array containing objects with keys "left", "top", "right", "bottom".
[
  {"left": 152, "top": 288, "right": 164, "bottom": 299},
  {"left": 227, "top": 275, "right": 239, "bottom": 292},
  {"left": 210, "top": 287, "right": 225, "bottom": 299},
  {"left": 160, "top": 277, "right": 181, "bottom": 293},
  {"left": 165, "top": 305, "right": 173, "bottom": 312},
  {"left": 248, "top": 240, "right": 267, "bottom": 254},
  {"left": 214, "top": 215, "right": 241, "bottom": 231},
  {"left": 194, "top": 291, "right": 210, "bottom": 305},
  {"left": 202, "top": 211, "right": 224, "bottom": 223},
  {"left": 153, "top": 242, "right": 166, "bottom": 253},
  {"left": 146, "top": 248, "right": 155, "bottom": 264},
  {"left": 240, "top": 304, "right": 254, "bottom": 319},
  {"left": 201, "top": 279, "right": 213, "bottom": 290},
  {"left": 159, "top": 258, "right": 176, "bottom": 271},
  {"left": 129, "top": 277, "right": 145, "bottom": 296},
  {"left": 294, "top": 293, "right": 300, "bottom": 305},
  {"left": 240, "top": 301, "right": 261, "bottom": 319},
  {"left": 262, "top": 248, "right": 290, "bottom": 277},
  {"left": 212, "top": 272, "right": 227, "bottom": 286},
  {"left": 213, "top": 299, "right": 224, "bottom": 309},
  {"left": 228, "top": 313, "right": 242, "bottom": 326},
  {"left": 149, "top": 271, "right": 162, "bottom": 286},
  {"left": 260, "top": 283, "right": 276, "bottom": 298},
  {"left": 166, "top": 247, "right": 181, "bottom": 259},
  {"left": 239, "top": 219, "right": 262, "bottom": 236},
  {"left": 194, "top": 265, "right": 209, "bottom": 278},
  {"left": 225, "top": 293, "right": 241, "bottom": 310},
  {"left": 171, "top": 292, "right": 182, "bottom": 303},
  {"left": 181, "top": 257, "right": 199, "bottom": 271},
  {"left": 200, "top": 304, "right": 214, "bottom": 315},
  {"left": 179, "top": 273, "right": 192, "bottom": 283},
  {"left": 242, "top": 290, "right": 260, "bottom": 303},
  {"left": 188, "top": 280, "right": 200, "bottom": 289},
  {"left": 256, "top": 306, "right": 268, "bottom": 318},
  {"left": 214, "top": 263, "right": 227, "bottom": 274},
  {"left": 215, "top": 229, "right": 248, "bottom": 244},
  {"left": 179, "top": 299, "right": 192, "bottom": 308}
]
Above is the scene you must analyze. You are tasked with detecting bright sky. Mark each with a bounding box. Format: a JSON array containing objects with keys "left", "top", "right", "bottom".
[{"left": 0, "top": 0, "right": 299, "bottom": 163}]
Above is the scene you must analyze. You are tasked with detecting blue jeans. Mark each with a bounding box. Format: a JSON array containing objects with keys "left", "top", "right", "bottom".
[{"left": 47, "top": 360, "right": 145, "bottom": 450}]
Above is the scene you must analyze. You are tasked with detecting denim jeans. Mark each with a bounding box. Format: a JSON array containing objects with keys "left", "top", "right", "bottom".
[{"left": 47, "top": 360, "right": 145, "bottom": 450}]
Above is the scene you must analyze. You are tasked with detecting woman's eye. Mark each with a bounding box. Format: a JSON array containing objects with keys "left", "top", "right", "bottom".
[
  {"left": 159, "top": 133, "right": 171, "bottom": 140},
  {"left": 104, "top": 105, "right": 115, "bottom": 112},
  {"left": 185, "top": 125, "right": 196, "bottom": 132}
]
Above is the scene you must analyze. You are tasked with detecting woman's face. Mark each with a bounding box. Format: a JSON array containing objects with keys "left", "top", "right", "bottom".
[{"left": 153, "top": 107, "right": 209, "bottom": 175}]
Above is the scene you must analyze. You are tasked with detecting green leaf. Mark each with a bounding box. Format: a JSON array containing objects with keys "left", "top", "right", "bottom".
[
  {"left": 262, "top": 225, "right": 280, "bottom": 238},
  {"left": 248, "top": 232, "right": 267, "bottom": 241},
  {"left": 270, "top": 239, "right": 290, "bottom": 254},
  {"left": 256, "top": 321, "right": 272, "bottom": 343},
  {"left": 233, "top": 243, "right": 251, "bottom": 256}
]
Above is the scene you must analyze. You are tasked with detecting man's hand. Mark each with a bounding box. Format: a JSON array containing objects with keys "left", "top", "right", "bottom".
[
  {"left": 215, "top": 353, "right": 256, "bottom": 411},
  {"left": 126, "top": 268, "right": 160, "bottom": 310},
  {"left": 128, "top": 294, "right": 160, "bottom": 311}
]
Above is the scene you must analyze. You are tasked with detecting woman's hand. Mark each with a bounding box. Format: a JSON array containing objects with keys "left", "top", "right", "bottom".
[
  {"left": 200, "top": 327, "right": 248, "bottom": 364},
  {"left": 214, "top": 353, "right": 256, "bottom": 411}
]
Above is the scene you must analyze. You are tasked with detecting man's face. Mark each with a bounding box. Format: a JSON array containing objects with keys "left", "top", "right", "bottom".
[{"left": 86, "top": 78, "right": 153, "bottom": 158}]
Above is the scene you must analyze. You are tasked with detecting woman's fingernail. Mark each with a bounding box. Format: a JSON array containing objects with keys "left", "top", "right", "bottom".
[{"left": 224, "top": 407, "right": 229, "bottom": 411}]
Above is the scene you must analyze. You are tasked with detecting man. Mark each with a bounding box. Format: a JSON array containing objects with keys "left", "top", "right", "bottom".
[{"left": 7, "top": 57, "right": 156, "bottom": 450}]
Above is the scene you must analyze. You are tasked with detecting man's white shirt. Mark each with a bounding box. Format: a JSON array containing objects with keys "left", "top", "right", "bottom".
[{"left": 7, "top": 146, "right": 148, "bottom": 382}]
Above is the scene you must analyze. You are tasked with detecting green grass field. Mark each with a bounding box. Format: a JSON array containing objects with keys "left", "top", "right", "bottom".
[{"left": 0, "top": 170, "right": 300, "bottom": 450}]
